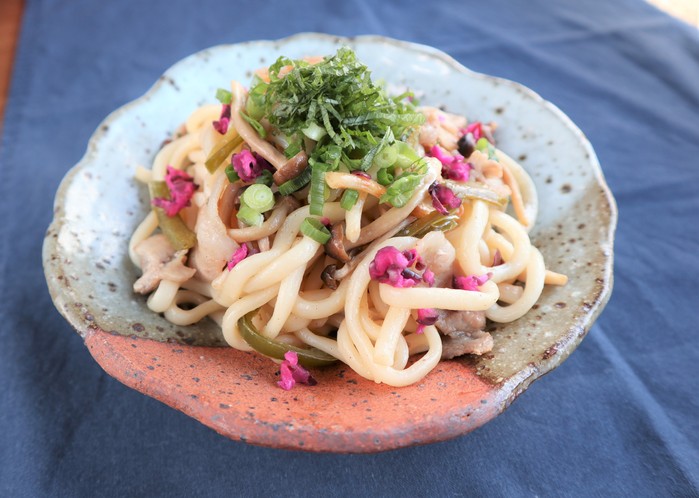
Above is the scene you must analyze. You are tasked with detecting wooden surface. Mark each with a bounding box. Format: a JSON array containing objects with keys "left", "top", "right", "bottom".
[
  {"left": 0, "top": 1, "right": 696, "bottom": 132},
  {"left": 0, "top": 0, "right": 24, "bottom": 134}
]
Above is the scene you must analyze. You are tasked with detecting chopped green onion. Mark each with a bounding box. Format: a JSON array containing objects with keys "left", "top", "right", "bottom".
[
  {"left": 278, "top": 166, "right": 312, "bottom": 195},
  {"left": 393, "top": 141, "right": 421, "bottom": 169},
  {"left": 359, "top": 128, "right": 393, "bottom": 171},
  {"left": 317, "top": 144, "right": 342, "bottom": 168},
  {"left": 284, "top": 138, "right": 303, "bottom": 159},
  {"left": 239, "top": 310, "right": 337, "bottom": 367},
  {"left": 205, "top": 133, "right": 243, "bottom": 173},
  {"left": 374, "top": 144, "right": 398, "bottom": 169},
  {"left": 215, "top": 88, "right": 232, "bottom": 105},
  {"left": 380, "top": 173, "right": 423, "bottom": 208},
  {"left": 300, "top": 217, "right": 331, "bottom": 244},
  {"left": 240, "top": 111, "right": 267, "bottom": 138},
  {"left": 242, "top": 184, "right": 275, "bottom": 213},
  {"left": 148, "top": 182, "right": 196, "bottom": 250},
  {"left": 302, "top": 121, "right": 327, "bottom": 141},
  {"left": 237, "top": 204, "right": 264, "bottom": 227},
  {"left": 340, "top": 189, "right": 360, "bottom": 210},
  {"left": 245, "top": 94, "right": 264, "bottom": 120},
  {"left": 254, "top": 169, "right": 274, "bottom": 187},
  {"left": 247, "top": 75, "right": 268, "bottom": 120},
  {"left": 309, "top": 165, "right": 328, "bottom": 216},
  {"left": 225, "top": 164, "right": 240, "bottom": 183},
  {"left": 377, "top": 166, "right": 395, "bottom": 186}
]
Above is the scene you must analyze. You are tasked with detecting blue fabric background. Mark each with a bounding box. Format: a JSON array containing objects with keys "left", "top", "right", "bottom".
[{"left": 1, "top": 0, "right": 698, "bottom": 496}]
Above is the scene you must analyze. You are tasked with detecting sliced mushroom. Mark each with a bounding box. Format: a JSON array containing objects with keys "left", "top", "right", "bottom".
[
  {"left": 321, "top": 264, "right": 339, "bottom": 290},
  {"left": 230, "top": 81, "right": 287, "bottom": 169},
  {"left": 273, "top": 151, "right": 308, "bottom": 186},
  {"left": 324, "top": 222, "right": 351, "bottom": 263}
]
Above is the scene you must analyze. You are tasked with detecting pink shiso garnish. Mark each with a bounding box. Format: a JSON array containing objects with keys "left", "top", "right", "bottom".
[
  {"left": 428, "top": 144, "right": 456, "bottom": 166},
  {"left": 428, "top": 145, "right": 472, "bottom": 182},
  {"left": 226, "top": 245, "right": 249, "bottom": 270},
  {"left": 231, "top": 150, "right": 272, "bottom": 182},
  {"left": 277, "top": 351, "right": 317, "bottom": 391},
  {"left": 422, "top": 269, "right": 435, "bottom": 287},
  {"left": 368, "top": 246, "right": 435, "bottom": 288},
  {"left": 429, "top": 183, "right": 462, "bottom": 215},
  {"left": 453, "top": 273, "right": 493, "bottom": 291},
  {"left": 369, "top": 247, "right": 419, "bottom": 288},
  {"left": 212, "top": 104, "right": 231, "bottom": 134},
  {"left": 151, "top": 166, "right": 197, "bottom": 217},
  {"left": 416, "top": 308, "right": 439, "bottom": 334},
  {"left": 443, "top": 160, "right": 472, "bottom": 182},
  {"left": 464, "top": 121, "right": 483, "bottom": 141}
]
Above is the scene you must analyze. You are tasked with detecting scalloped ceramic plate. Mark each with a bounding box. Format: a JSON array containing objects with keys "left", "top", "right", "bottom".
[{"left": 43, "top": 33, "right": 616, "bottom": 453}]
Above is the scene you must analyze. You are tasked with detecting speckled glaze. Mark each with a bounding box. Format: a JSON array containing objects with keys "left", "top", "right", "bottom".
[{"left": 43, "top": 34, "right": 617, "bottom": 452}]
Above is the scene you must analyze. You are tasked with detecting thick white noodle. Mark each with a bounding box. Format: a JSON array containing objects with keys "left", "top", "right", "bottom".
[
  {"left": 261, "top": 265, "right": 305, "bottom": 339},
  {"left": 456, "top": 200, "right": 490, "bottom": 276},
  {"left": 164, "top": 291, "right": 224, "bottom": 326},
  {"left": 244, "top": 238, "right": 320, "bottom": 293},
  {"left": 341, "top": 236, "right": 444, "bottom": 386},
  {"left": 292, "top": 279, "right": 348, "bottom": 319},
  {"left": 128, "top": 211, "right": 157, "bottom": 267},
  {"left": 221, "top": 285, "right": 279, "bottom": 350},
  {"left": 486, "top": 209, "right": 532, "bottom": 282},
  {"left": 373, "top": 306, "right": 411, "bottom": 367},
  {"left": 147, "top": 279, "right": 180, "bottom": 313},
  {"left": 185, "top": 104, "right": 220, "bottom": 134},
  {"left": 345, "top": 192, "right": 367, "bottom": 243},
  {"left": 486, "top": 248, "right": 546, "bottom": 322},
  {"left": 379, "top": 281, "right": 499, "bottom": 311}
]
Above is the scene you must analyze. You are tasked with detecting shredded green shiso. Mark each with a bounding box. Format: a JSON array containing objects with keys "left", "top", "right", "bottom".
[{"left": 247, "top": 47, "right": 428, "bottom": 208}]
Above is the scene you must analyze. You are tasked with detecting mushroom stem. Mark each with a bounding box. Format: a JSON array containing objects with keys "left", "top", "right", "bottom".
[{"left": 230, "top": 81, "right": 287, "bottom": 169}]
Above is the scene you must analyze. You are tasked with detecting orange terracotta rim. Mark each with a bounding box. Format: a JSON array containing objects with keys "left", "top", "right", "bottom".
[{"left": 85, "top": 327, "right": 505, "bottom": 453}]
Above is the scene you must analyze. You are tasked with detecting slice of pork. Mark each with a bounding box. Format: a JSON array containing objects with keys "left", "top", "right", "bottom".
[
  {"left": 133, "top": 234, "right": 196, "bottom": 294},
  {"left": 435, "top": 309, "right": 492, "bottom": 359},
  {"left": 188, "top": 170, "right": 238, "bottom": 282}
]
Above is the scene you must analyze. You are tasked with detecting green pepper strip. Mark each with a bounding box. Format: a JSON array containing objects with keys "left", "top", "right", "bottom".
[
  {"left": 239, "top": 310, "right": 337, "bottom": 368},
  {"left": 204, "top": 131, "right": 244, "bottom": 173},
  {"left": 148, "top": 182, "right": 197, "bottom": 250},
  {"left": 396, "top": 210, "right": 461, "bottom": 238},
  {"left": 444, "top": 180, "right": 508, "bottom": 208}
]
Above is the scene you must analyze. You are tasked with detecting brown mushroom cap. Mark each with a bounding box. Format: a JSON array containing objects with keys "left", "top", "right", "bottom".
[
  {"left": 324, "top": 222, "right": 351, "bottom": 263},
  {"left": 321, "top": 264, "right": 339, "bottom": 290},
  {"left": 273, "top": 150, "right": 309, "bottom": 186}
]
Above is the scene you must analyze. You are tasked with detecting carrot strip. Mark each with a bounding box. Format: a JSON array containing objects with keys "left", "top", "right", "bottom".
[{"left": 502, "top": 163, "right": 529, "bottom": 227}]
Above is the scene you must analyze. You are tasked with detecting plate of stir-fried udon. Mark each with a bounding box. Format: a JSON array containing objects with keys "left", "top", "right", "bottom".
[{"left": 44, "top": 34, "right": 616, "bottom": 452}]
